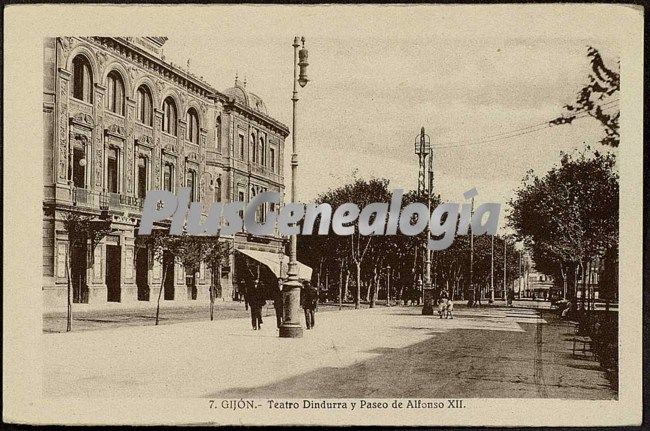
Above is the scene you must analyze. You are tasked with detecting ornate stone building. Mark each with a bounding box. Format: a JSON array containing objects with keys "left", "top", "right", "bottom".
[{"left": 43, "top": 37, "right": 289, "bottom": 309}]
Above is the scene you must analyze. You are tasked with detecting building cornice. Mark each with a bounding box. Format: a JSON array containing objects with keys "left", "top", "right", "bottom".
[
  {"left": 222, "top": 99, "right": 290, "bottom": 137},
  {"left": 88, "top": 37, "right": 218, "bottom": 100}
]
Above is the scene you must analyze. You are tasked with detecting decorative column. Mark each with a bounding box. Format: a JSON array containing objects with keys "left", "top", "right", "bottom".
[{"left": 93, "top": 84, "right": 106, "bottom": 192}]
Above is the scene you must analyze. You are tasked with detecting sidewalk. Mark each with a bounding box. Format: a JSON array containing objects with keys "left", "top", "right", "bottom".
[
  {"left": 43, "top": 300, "right": 359, "bottom": 333},
  {"left": 43, "top": 305, "right": 617, "bottom": 399}
]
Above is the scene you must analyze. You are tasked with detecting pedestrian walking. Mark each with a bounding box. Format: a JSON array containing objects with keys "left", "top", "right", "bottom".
[
  {"left": 301, "top": 281, "right": 318, "bottom": 329},
  {"left": 273, "top": 286, "right": 284, "bottom": 329},
  {"left": 446, "top": 298, "right": 454, "bottom": 319},
  {"left": 250, "top": 285, "right": 265, "bottom": 330}
]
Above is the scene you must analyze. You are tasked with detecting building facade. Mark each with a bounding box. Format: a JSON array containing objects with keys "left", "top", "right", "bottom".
[{"left": 43, "top": 37, "right": 289, "bottom": 309}]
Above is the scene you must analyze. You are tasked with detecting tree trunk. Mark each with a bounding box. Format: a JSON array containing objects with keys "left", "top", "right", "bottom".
[
  {"left": 364, "top": 279, "right": 371, "bottom": 302},
  {"left": 587, "top": 259, "right": 594, "bottom": 310},
  {"left": 317, "top": 258, "right": 322, "bottom": 287},
  {"left": 355, "top": 261, "right": 361, "bottom": 309},
  {"left": 339, "top": 262, "right": 343, "bottom": 310},
  {"left": 579, "top": 261, "right": 587, "bottom": 312},
  {"left": 369, "top": 266, "right": 378, "bottom": 308},
  {"left": 156, "top": 262, "right": 168, "bottom": 325},
  {"left": 560, "top": 264, "right": 566, "bottom": 300},
  {"left": 209, "top": 265, "right": 215, "bottom": 321},
  {"left": 209, "top": 279, "right": 214, "bottom": 321},
  {"left": 574, "top": 265, "right": 579, "bottom": 302},
  {"left": 344, "top": 270, "right": 350, "bottom": 302},
  {"left": 65, "top": 249, "right": 72, "bottom": 332}
]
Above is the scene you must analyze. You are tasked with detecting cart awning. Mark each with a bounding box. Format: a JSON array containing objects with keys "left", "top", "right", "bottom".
[{"left": 237, "top": 249, "right": 313, "bottom": 281}]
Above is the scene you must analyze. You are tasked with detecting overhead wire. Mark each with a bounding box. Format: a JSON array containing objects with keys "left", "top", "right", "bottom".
[{"left": 434, "top": 99, "right": 619, "bottom": 150}]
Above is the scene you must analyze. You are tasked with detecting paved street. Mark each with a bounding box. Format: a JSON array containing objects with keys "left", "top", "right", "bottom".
[{"left": 43, "top": 304, "right": 616, "bottom": 399}]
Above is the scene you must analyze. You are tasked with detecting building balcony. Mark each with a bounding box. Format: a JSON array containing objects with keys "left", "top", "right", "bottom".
[
  {"left": 248, "top": 162, "right": 282, "bottom": 184},
  {"left": 71, "top": 187, "right": 143, "bottom": 213}
]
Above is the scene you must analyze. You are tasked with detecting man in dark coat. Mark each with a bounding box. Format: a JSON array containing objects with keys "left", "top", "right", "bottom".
[
  {"left": 249, "top": 284, "right": 265, "bottom": 330},
  {"left": 301, "top": 281, "right": 318, "bottom": 329}
]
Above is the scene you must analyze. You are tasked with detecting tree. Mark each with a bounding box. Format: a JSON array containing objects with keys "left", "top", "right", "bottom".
[
  {"left": 550, "top": 46, "right": 620, "bottom": 147},
  {"left": 508, "top": 148, "right": 619, "bottom": 308},
  {"left": 205, "top": 239, "right": 232, "bottom": 321},
  {"left": 62, "top": 212, "right": 112, "bottom": 332},
  {"left": 303, "top": 177, "right": 393, "bottom": 309},
  {"left": 137, "top": 231, "right": 229, "bottom": 325}
]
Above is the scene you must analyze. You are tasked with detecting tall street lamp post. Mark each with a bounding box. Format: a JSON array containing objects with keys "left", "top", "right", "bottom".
[{"left": 280, "top": 36, "right": 309, "bottom": 338}]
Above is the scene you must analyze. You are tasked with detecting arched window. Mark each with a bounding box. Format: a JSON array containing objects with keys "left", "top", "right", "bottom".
[
  {"left": 106, "top": 71, "right": 125, "bottom": 115},
  {"left": 186, "top": 108, "right": 199, "bottom": 144},
  {"left": 72, "top": 55, "right": 93, "bottom": 102},
  {"left": 215, "top": 115, "right": 222, "bottom": 150},
  {"left": 162, "top": 97, "right": 177, "bottom": 135},
  {"left": 137, "top": 85, "right": 153, "bottom": 126}
]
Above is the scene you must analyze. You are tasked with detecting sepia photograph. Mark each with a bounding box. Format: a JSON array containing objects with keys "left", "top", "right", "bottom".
[{"left": 3, "top": 3, "right": 644, "bottom": 427}]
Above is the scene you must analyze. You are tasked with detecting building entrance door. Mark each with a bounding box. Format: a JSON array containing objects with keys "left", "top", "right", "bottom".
[
  {"left": 136, "top": 247, "right": 149, "bottom": 301},
  {"left": 106, "top": 245, "right": 121, "bottom": 302},
  {"left": 186, "top": 273, "right": 197, "bottom": 300},
  {"left": 70, "top": 243, "right": 88, "bottom": 303},
  {"left": 163, "top": 250, "right": 175, "bottom": 300}
]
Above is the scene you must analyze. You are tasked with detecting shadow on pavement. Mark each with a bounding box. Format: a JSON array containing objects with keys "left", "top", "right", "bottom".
[{"left": 208, "top": 320, "right": 617, "bottom": 400}]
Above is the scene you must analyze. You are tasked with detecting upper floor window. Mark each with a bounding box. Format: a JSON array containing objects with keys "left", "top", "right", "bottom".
[
  {"left": 259, "top": 136, "right": 266, "bottom": 166},
  {"left": 162, "top": 97, "right": 177, "bottom": 136},
  {"left": 215, "top": 177, "right": 222, "bottom": 202},
  {"left": 270, "top": 147, "right": 276, "bottom": 172},
  {"left": 137, "top": 85, "right": 153, "bottom": 126},
  {"left": 72, "top": 145, "right": 86, "bottom": 188},
  {"left": 187, "top": 169, "right": 197, "bottom": 202},
  {"left": 238, "top": 133, "right": 245, "bottom": 160},
  {"left": 137, "top": 156, "right": 148, "bottom": 199},
  {"left": 250, "top": 133, "right": 257, "bottom": 163},
  {"left": 72, "top": 55, "right": 93, "bottom": 103},
  {"left": 215, "top": 115, "right": 222, "bottom": 151},
  {"left": 106, "top": 71, "right": 125, "bottom": 116},
  {"left": 163, "top": 162, "right": 174, "bottom": 192},
  {"left": 107, "top": 147, "right": 119, "bottom": 194},
  {"left": 186, "top": 108, "right": 199, "bottom": 144}
]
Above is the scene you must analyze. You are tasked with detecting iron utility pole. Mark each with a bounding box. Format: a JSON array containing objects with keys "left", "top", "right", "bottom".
[
  {"left": 469, "top": 196, "right": 475, "bottom": 304},
  {"left": 518, "top": 250, "right": 522, "bottom": 299},
  {"left": 415, "top": 128, "right": 434, "bottom": 315},
  {"left": 490, "top": 233, "right": 495, "bottom": 303},
  {"left": 386, "top": 265, "right": 391, "bottom": 307},
  {"left": 280, "top": 36, "right": 309, "bottom": 338},
  {"left": 503, "top": 236, "right": 507, "bottom": 300}
]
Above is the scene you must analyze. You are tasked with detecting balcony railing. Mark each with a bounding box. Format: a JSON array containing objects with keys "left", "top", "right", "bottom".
[
  {"left": 119, "top": 194, "right": 143, "bottom": 208},
  {"left": 71, "top": 187, "right": 142, "bottom": 211}
]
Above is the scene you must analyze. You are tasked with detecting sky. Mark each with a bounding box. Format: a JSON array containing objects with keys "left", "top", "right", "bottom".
[{"left": 161, "top": 5, "right": 620, "bottom": 234}]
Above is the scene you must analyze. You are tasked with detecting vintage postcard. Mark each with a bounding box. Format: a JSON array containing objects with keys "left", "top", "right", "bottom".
[{"left": 3, "top": 3, "right": 644, "bottom": 427}]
